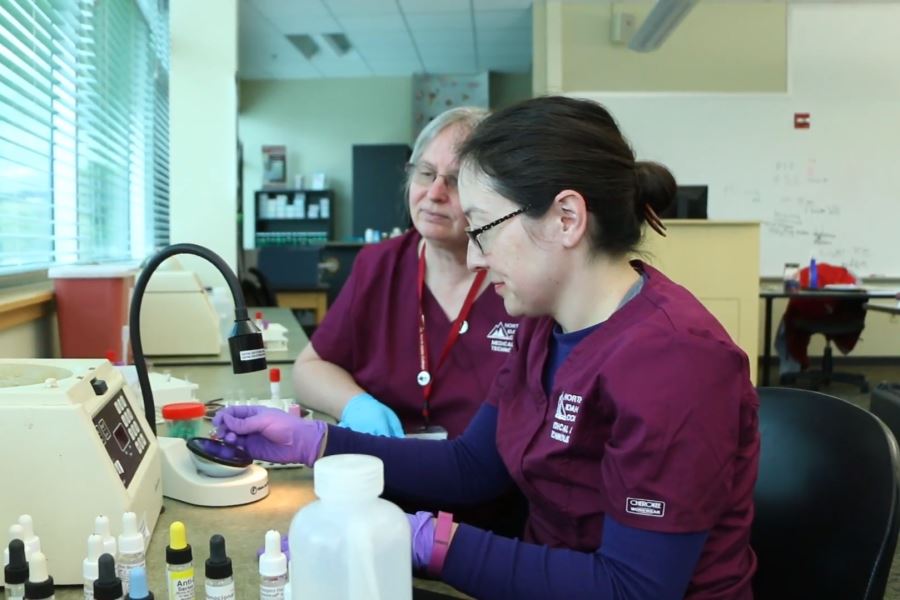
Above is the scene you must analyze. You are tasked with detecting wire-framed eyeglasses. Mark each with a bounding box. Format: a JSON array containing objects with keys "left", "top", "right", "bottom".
[
  {"left": 465, "top": 205, "right": 531, "bottom": 254},
  {"left": 406, "top": 162, "right": 459, "bottom": 191}
]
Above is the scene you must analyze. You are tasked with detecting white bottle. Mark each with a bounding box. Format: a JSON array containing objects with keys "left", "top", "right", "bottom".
[
  {"left": 289, "top": 454, "right": 412, "bottom": 599},
  {"left": 258, "top": 530, "right": 286, "bottom": 600},
  {"left": 116, "top": 513, "right": 145, "bottom": 594},
  {"left": 83, "top": 534, "right": 103, "bottom": 600},
  {"left": 3, "top": 523, "right": 24, "bottom": 566},
  {"left": 17, "top": 516, "right": 40, "bottom": 561},
  {"left": 94, "top": 516, "right": 117, "bottom": 559}
]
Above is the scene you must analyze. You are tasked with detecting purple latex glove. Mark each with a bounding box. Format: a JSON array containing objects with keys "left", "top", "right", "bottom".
[
  {"left": 212, "top": 405, "right": 326, "bottom": 465},
  {"left": 407, "top": 511, "right": 436, "bottom": 571},
  {"left": 256, "top": 534, "right": 290, "bottom": 561}
]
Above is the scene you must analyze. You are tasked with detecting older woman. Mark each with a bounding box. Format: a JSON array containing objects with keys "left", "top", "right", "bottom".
[{"left": 293, "top": 107, "right": 518, "bottom": 439}]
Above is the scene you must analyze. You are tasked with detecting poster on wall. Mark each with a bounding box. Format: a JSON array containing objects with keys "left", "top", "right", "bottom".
[
  {"left": 262, "top": 145, "right": 287, "bottom": 188},
  {"left": 412, "top": 73, "right": 489, "bottom": 138}
]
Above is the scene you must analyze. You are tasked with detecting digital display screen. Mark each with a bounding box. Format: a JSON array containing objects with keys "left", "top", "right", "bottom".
[{"left": 113, "top": 423, "right": 130, "bottom": 451}]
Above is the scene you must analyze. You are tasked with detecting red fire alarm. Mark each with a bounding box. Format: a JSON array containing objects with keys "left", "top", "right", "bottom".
[{"left": 794, "top": 112, "right": 810, "bottom": 129}]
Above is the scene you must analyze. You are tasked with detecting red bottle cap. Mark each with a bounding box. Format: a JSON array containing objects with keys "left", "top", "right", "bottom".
[
  {"left": 255, "top": 311, "right": 263, "bottom": 320},
  {"left": 161, "top": 402, "right": 205, "bottom": 420},
  {"left": 269, "top": 367, "right": 281, "bottom": 383}
]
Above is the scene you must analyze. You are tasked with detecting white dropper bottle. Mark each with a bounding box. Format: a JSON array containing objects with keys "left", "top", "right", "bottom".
[
  {"left": 17, "top": 516, "right": 41, "bottom": 561},
  {"left": 116, "top": 513, "right": 145, "bottom": 594},
  {"left": 259, "top": 530, "right": 287, "bottom": 599},
  {"left": 83, "top": 534, "right": 103, "bottom": 600},
  {"left": 3, "top": 523, "right": 24, "bottom": 566},
  {"left": 23, "top": 551, "right": 54, "bottom": 600},
  {"left": 94, "top": 516, "right": 117, "bottom": 559}
]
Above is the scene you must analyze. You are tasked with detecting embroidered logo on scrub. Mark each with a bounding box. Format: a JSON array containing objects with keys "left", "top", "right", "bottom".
[
  {"left": 550, "top": 391, "right": 582, "bottom": 444},
  {"left": 486, "top": 322, "right": 518, "bottom": 353},
  {"left": 626, "top": 497, "right": 666, "bottom": 518}
]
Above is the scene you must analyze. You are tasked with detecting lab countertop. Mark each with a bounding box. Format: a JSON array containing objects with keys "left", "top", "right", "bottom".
[{"left": 51, "top": 468, "right": 470, "bottom": 599}]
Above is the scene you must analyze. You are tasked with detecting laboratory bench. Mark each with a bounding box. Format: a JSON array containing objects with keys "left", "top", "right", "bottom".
[{"left": 50, "top": 467, "right": 469, "bottom": 599}]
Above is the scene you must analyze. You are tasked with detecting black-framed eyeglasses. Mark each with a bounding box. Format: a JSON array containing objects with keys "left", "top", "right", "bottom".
[
  {"left": 465, "top": 205, "right": 530, "bottom": 254},
  {"left": 406, "top": 162, "right": 459, "bottom": 191}
]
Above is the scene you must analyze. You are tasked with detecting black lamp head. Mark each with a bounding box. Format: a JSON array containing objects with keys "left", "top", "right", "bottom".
[{"left": 228, "top": 317, "right": 267, "bottom": 374}]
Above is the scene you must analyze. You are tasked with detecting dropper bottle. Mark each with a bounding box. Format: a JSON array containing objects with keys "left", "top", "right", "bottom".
[
  {"left": 4, "top": 539, "right": 28, "bottom": 600},
  {"left": 165, "top": 522, "right": 194, "bottom": 599},
  {"left": 258, "top": 530, "right": 287, "bottom": 599},
  {"left": 23, "top": 551, "right": 53, "bottom": 600},
  {"left": 3, "top": 524, "right": 24, "bottom": 567},
  {"left": 17, "top": 516, "right": 40, "bottom": 561},
  {"left": 94, "top": 517, "right": 117, "bottom": 559},
  {"left": 93, "top": 554, "right": 123, "bottom": 600},
  {"left": 204, "top": 535, "right": 234, "bottom": 600},
  {"left": 116, "top": 513, "right": 145, "bottom": 594},
  {"left": 124, "top": 566, "right": 153, "bottom": 600},
  {"left": 83, "top": 535, "right": 104, "bottom": 600}
]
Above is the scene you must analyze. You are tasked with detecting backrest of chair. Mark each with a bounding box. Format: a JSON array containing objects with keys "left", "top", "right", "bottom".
[{"left": 752, "top": 387, "right": 900, "bottom": 600}]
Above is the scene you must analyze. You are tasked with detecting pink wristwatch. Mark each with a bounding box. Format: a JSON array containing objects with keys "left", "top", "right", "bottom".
[{"left": 427, "top": 511, "right": 454, "bottom": 576}]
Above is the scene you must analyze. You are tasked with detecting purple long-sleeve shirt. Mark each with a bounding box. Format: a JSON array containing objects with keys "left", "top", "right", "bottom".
[{"left": 325, "top": 405, "right": 707, "bottom": 600}]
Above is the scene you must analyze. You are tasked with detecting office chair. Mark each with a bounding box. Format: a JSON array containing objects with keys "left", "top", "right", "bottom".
[
  {"left": 779, "top": 312, "right": 870, "bottom": 393},
  {"left": 752, "top": 387, "right": 900, "bottom": 600}
]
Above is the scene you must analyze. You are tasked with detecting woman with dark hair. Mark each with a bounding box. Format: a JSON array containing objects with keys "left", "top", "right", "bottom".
[{"left": 217, "top": 96, "right": 759, "bottom": 599}]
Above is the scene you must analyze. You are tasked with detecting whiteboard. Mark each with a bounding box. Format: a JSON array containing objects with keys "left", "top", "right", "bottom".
[{"left": 577, "top": 93, "right": 900, "bottom": 278}]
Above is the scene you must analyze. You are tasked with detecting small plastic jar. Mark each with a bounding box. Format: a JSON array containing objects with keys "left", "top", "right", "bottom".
[{"left": 162, "top": 402, "right": 206, "bottom": 440}]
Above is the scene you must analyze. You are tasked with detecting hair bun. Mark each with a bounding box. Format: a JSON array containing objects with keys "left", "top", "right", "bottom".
[{"left": 635, "top": 161, "right": 676, "bottom": 216}]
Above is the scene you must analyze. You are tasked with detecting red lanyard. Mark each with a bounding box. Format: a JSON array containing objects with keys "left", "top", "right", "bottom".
[{"left": 416, "top": 244, "right": 487, "bottom": 426}]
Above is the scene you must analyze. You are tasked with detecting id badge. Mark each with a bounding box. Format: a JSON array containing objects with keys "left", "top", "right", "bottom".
[{"left": 405, "top": 425, "right": 449, "bottom": 440}]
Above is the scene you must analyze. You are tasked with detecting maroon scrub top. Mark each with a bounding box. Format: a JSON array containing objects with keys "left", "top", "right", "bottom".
[
  {"left": 489, "top": 262, "right": 759, "bottom": 599},
  {"left": 312, "top": 229, "right": 518, "bottom": 438}
]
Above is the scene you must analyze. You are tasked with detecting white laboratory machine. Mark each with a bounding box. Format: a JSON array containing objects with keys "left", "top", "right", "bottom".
[
  {"left": 0, "top": 359, "right": 162, "bottom": 585},
  {"left": 139, "top": 267, "right": 222, "bottom": 355}
]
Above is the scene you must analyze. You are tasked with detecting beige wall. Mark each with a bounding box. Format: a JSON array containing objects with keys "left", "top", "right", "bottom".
[
  {"left": 534, "top": 0, "right": 787, "bottom": 93},
  {"left": 238, "top": 77, "right": 414, "bottom": 244},
  {"left": 239, "top": 73, "right": 533, "bottom": 244}
]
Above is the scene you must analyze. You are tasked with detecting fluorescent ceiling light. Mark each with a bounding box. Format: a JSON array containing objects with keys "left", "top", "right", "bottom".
[{"left": 628, "top": 0, "right": 698, "bottom": 53}]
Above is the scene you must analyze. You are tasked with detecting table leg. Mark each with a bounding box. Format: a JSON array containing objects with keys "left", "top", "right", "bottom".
[{"left": 763, "top": 297, "right": 773, "bottom": 386}]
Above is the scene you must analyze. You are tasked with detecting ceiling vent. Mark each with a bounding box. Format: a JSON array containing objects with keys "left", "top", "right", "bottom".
[
  {"left": 321, "top": 32, "right": 352, "bottom": 56},
  {"left": 286, "top": 34, "right": 319, "bottom": 60}
]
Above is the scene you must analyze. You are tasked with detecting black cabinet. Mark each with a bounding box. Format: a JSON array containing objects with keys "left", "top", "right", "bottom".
[{"left": 254, "top": 189, "right": 334, "bottom": 247}]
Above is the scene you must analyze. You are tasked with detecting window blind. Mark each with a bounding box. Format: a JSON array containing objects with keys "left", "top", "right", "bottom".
[{"left": 0, "top": 0, "right": 169, "bottom": 275}]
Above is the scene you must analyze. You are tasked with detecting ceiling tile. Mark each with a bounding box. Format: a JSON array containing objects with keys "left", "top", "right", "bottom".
[
  {"left": 340, "top": 14, "right": 408, "bottom": 32},
  {"left": 473, "top": 0, "right": 532, "bottom": 9},
  {"left": 250, "top": 0, "right": 331, "bottom": 21},
  {"left": 421, "top": 57, "right": 480, "bottom": 74},
  {"left": 399, "top": 0, "right": 470, "bottom": 13},
  {"left": 326, "top": 0, "right": 399, "bottom": 17},
  {"left": 412, "top": 29, "right": 474, "bottom": 46},
  {"left": 405, "top": 13, "right": 472, "bottom": 30},
  {"left": 474, "top": 8, "right": 531, "bottom": 30},
  {"left": 366, "top": 57, "right": 425, "bottom": 76}
]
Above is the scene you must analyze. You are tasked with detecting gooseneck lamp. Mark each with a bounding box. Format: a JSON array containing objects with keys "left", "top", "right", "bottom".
[{"left": 129, "top": 243, "right": 267, "bottom": 435}]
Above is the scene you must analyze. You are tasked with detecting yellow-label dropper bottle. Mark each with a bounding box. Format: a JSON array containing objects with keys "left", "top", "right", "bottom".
[{"left": 165, "top": 522, "right": 194, "bottom": 600}]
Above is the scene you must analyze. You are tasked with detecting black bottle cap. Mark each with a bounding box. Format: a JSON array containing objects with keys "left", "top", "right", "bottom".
[
  {"left": 4, "top": 539, "right": 28, "bottom": 585},
  {"left": 93, "top": 553, "right": 123, "bottom": 600},
  {"left": 165, "top": 543, "right": 193, "bottom": 566},
  {"left": 205, "top": 534, "right": 233, "bottom": 580}
]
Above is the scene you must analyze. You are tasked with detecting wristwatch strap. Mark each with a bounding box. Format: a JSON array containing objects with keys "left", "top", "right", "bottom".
[{"left": 427, "top": 511, "right": 454, "bottom": 576}]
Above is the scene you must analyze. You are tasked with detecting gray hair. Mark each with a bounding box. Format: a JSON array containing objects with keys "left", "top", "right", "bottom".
[{"left": 406, "top": 106, "right": 489, "bottom": 190}]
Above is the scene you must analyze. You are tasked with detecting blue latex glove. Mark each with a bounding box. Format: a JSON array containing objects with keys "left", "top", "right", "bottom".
[
  {"left": 213, "top": 405, "right": 326, "bottom": 465},
  {"left": 407, "top": 512, "right": 436, "bottom": 571},
  {"left": 339, "top": 393, "right": 405, "bottom": 437}
]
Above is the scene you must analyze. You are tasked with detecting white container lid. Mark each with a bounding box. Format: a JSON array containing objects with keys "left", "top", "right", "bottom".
[
  {"left": 48, "top": 263, "right": 138, "bottom": 279},
  {"left": 313, "top": 454, "right": 384, "bottom": 499}
]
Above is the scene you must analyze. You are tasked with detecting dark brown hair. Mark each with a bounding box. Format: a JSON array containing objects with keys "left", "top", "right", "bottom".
[{"left": 458, "top": 96, "right": 675, "bottom": 256}]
